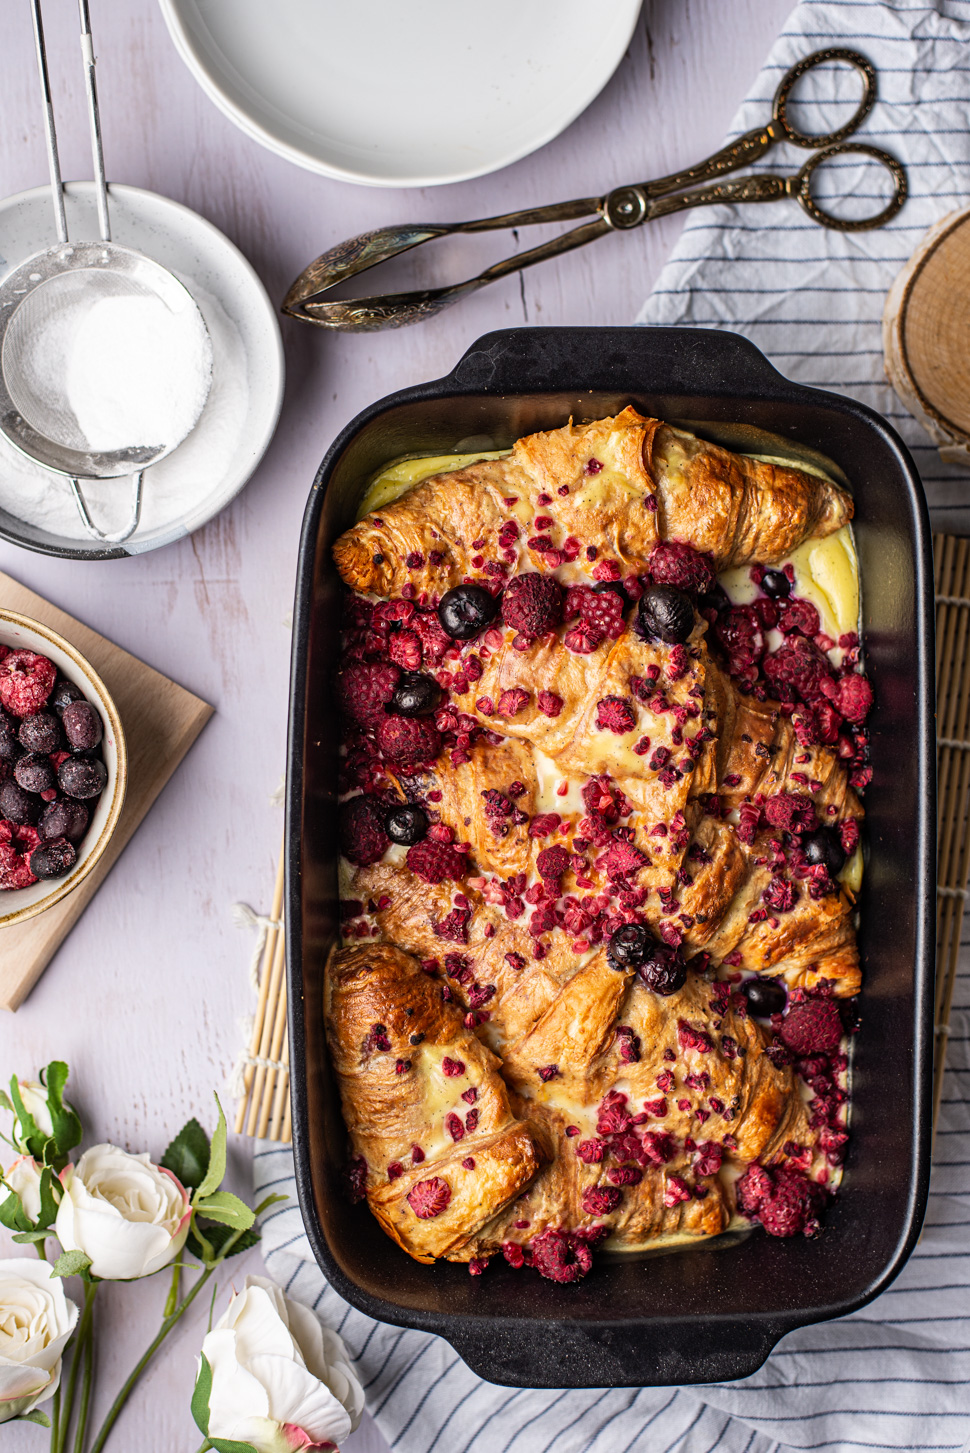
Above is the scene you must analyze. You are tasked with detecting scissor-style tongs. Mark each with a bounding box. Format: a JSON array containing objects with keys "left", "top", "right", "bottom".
[{"left": 283, "top": 47, "right": 906, "bottom": 333}]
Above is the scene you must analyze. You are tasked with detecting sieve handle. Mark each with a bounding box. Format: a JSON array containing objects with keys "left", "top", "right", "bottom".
[
  {"left": 78, "top": 0, "right": 110, "bottom": 242},
  {"left": 29, "top": 0, "right": 68, "bottom": 244}
]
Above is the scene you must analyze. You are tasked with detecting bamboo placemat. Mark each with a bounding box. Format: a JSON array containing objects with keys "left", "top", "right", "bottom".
[{"left": 238, "top": 542, "right": 964, "bottom": 1141}]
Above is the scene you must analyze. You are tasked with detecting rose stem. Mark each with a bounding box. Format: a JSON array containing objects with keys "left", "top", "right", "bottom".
[
  {"left": 49, "top": 1386, "right": 60, "bottom": 1453},
  {"left": 72, "top": 1312, "right": 95, "bottom": 1453},
  {"left": 56, "top": 1279, "right": 97, "bottom": 1453}
]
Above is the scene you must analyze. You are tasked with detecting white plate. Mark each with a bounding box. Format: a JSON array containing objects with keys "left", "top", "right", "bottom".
[
  {"left": 159, "top": 0, "right": 643, "bottom": 188},
  {"left": 0, "top": 182, "right": 284, "bottom": 558}
]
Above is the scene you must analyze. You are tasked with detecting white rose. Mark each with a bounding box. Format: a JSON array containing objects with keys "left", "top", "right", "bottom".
[
  {"left": 0, "top": 1258, "right": 78, "bottom": 1423},
  {"left": 54, "top": 1144, "right": 189, "bottom": 1280},
  {"left": 13, "top": 1081, "right": 53, "bottom": 1141},
  {"left": 200, "top": 1276, "right": 364, "bottom": 1452},
  {"left": 4, "top": 1157, "right": 45, "bottom": 1223}
]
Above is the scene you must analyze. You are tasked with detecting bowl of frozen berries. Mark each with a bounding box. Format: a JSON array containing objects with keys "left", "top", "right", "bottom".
[{"left": 0, "top": 611, "right": 126, "bottom": 926}]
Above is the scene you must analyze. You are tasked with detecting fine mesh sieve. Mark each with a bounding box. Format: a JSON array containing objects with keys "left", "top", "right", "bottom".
[{"left": 0, "top": 0, "right": 212, "bottom": 544}]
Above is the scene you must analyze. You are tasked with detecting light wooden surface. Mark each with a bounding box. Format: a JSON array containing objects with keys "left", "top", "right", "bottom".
[{"left": 0, "top": 1, "right": 793, "bottom": 1448}]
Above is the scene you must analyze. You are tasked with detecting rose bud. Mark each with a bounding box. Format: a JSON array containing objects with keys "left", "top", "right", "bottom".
[{"left": 0, "top": 1259, "right": 78, "bottom": 1423}]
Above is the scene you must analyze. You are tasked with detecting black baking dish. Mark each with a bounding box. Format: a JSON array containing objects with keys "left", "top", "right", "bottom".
[{"left": 286, "top": 326, "right": 935, "bottom": 1389}]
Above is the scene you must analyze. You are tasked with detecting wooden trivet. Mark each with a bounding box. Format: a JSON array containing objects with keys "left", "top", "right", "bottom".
[
  {"left": 884, "top": 208, "right": 970, "bottom": 465},
  {"left": 0, "top": 570, "right": 212, "bottom": 1011}
]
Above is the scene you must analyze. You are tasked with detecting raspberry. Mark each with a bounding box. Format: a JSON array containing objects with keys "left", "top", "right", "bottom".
[
  {"left": 792, "top": 701, "right": 842, "bottom": 746},
  {"left": 528, "top": 813, "right": 561, "bottom": 838},
  {"left": 677, "top": 1020, "right": 714, "bottom": 1054},
  {"left": 501, "top": 574, "right": 564, "bottom": 637},
  {"left": 377, "top": 715, "right": 441, "bottom": 763},
  {"left": 840, "top": 818, "right": 860, "bottom": 855},
  {"left": 346, "top": 1156, "right": 368, "bottom": 1203},
  {"left": 582, "top": 776, "right": 625, "bottom": 823},
  {"left": 735, "top": 1164, "right": 772, "bottom": 1216},
  {"left": 442, "top": 1057, "right": 465, "bottom": 1076},
  {"left": 530, "top": 1229, "right": 593, "bottom": 1283},
  {"left": 648, "top": 542, "right": 715, "bottom": 596},
  {"left": 663, "top": 1175, "right": 692, "bottom": 1208},
  {"left": 564, "top": 586, "right": 625, "bottom": 639},
  {"left": 776, "top": 597, "right": 821, "bottom": 638},
  {"left": 0, "top": 842, "right": 37, "bottom": 889},
  {"left": 413, "top": 611, "right": 452, "bottom": 664},
  {"left": 763, "top": 636, "right": 833, "bottom": 707},
  {"left": 537, "top": 691, "right": 563, "bottom": 717},
  {"left": 407, "top": 1177, "right": 451, "bottom": 1219},
  {"left": 763, "top": 793, "right": 816, "bottom": 835},
  {"left": 837, "top": 673, "right": 873, "bottom": 724},
  {"left": 693, "top": 1142, "right": 723, "bottom": 1177},
  {"left": 763, "top": 875, "right": 798, "bottom": 912},
  {"left": 757, "top": 1166, "right": 825, "bottom": 1237},
  {"left": 406, "top": 839, "right": 466, "bottom": 884},
  {"left": 536, "top": 845, "right": 571, "bottom": 881},
  {"left": 339, "top": 795, "right": 389, "bottom": 867},
  {"left": 714, "top": 606, "right": 763, "bottom": 675},
  {"left": 641, "top": 1131, "right": 676, "bottom": 1165},
  {"left": 335, "top": 659, "right": 400, "bottom": 726},
  {"left": 388, "top": 630, "right": 423, "bottom": 670},
  {"left": 0, "top": 652, "right": 56, "bottom": 718},
  {"left": 779, "top": 998, "right": 843, "bottom": 1056},
  {"left": 597, "top": 1090, "right": 632, "bottom": 1136},
  {"left": 564, "top": 622, "right": 606, "bottom": 655},
  {"left": 582, "top": 1185, "right": 622, "bottom": 1216},
  {"left": 605, "top": 839, "right": 647, "bottom": 879},
  {"left": 575, "top": 1139, "right": 605, "bottom": 1164},
  {"left": 497, "top": 688, "right": 530, "bottom": 718},
  {"left": 595, "top": 696, "right": 635, "bottom": 734}
]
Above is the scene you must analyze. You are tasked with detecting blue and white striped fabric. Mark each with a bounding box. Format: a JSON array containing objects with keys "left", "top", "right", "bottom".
[{"left": 255, "top": 4, "right": 970, "bottom": 1448}]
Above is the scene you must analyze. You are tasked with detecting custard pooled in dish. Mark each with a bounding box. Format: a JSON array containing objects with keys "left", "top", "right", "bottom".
[{"left": 328, "top": 407, "right": 869, "bottom": 1282}]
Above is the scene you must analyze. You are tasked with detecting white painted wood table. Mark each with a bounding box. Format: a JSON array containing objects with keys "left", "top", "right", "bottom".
[{"left": 0, "top": 1, "right": 792, "bottom": 1447}]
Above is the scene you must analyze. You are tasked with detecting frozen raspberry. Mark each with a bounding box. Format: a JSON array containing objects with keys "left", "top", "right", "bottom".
[
  {"left": 530, "top": 1229, "right": 593, "bottom": 1283},
  {"left": 763, "top": 636, "right": 833, "bottom": 706},
  {"left": 763, "top": 875, "right": 798, "bottom": 912},
  {"left": 582, "top": 1185, "right": 622, "bottom": 1216},
  {"left": 413, "top": 611, "right": 452, "bottom": 664},
  {"left": 792, "top": 701, "right": 842, "bottom": 747},
  {"left": 536, "top": 845, "right": 571, "bottom": 882},
  {"left": 376, "top": 715, "right": 441, "bottom": 763},
  {"left": 837, "top": 673, "right": 873, "bottom": 725},
  {"left": 564, "top": 622, "right": 605, "bottom": 655},
  {"left": 677, "top": 1020, "right": 714, "bottom": 1054},
  {"left": 595, "top": 696, "right": 635, "bottom": 734},
  {"left": 776, "top": 596, "right": 821, "bottom": 638},
  {"left": 407, "top": 1177, "right": 451, "bottom": 1219},
  {"left": 663, "top": 1175, "right": 692, "bottom": 1208},
  {"left": 565, "top": 585, "right": 625, "bottom": 640},
  {"left": 335, "top": 659, "right": 400, "bottom": 726},
  {"left": 501, "top": 574, "right": 564, "bottom": 638},
  {"left": 648, "top": 542, "right": 716, "bottom": 596},
  {"left": 713, "top": 605, "right": 763, "bottom": 675},
  {"left": 779, "top": 997, "right": 843, "bottom": 1056},
  {"left": 528, "top": 812, "right": 561, "bottom": 838},
  {"left": 735, "top": 1163, "right": 772, "bottom": 1216},
  {"left": 0, "top": 652, "right": 56, "bottom": 719},
  {"left": 763, "top": 792, "right": 816, "bottom": 835},
  {"left": 497, "top": 688, "right": 530, "bottom": 718},
  {"left": 406, "top": 838, "right": 466, "bottom": 884},
  {"left": 605, "top": 839, "right": 647, "bottom": 879},
  {"left": 388, "top": 630, "right": 423, "bottom": 670},
  {"left": 339, "top": 795, "right": 389, "bottom": 867},
  {"left": 642, "top": 1131, "right": 677, "bottom": 1165},
  {"left": 0, "top": 842, "right": 36, "bottom": 890},
  {"left": 537, "top": 691, "right": 563, "bottom": 717},
  {"left": 757, "top": 1166, "right": 825, "bottom": 1237}
]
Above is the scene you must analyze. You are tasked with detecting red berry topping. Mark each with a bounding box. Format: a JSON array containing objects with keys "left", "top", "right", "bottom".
[
  {"left": 406, "top": 838, "right": 466, "bottom": 884},
  {"left": 536, "top": 845, "right": 571, "bottom": 882},
  {"left": 677, "top": 1020, "right": 714, "bottom": 1054},
  {"left": 346, "top": 1156, "right": 368, "bottom": 1203},
  {"left": 413, "top": 611, "right": 452, "bottom": 664},
  {"left": 776, "top": 596, "right": 820, "bottom": 638},
  {"left": 376, "top": 715, "right": 441, "bottom": 763},
  {"left": 446, "top": 1112, "right": 465, "bottom": 1141},
  {"left": 0, "top": 652, "right": 56, "bottom": 718},
  {"left": 339, "top": 795, "right": 389, "bottom": 867},
  {"left": 441, "top": 1057, "right": 465, "bottom": 1077},
  {"left": 605, "top": 839, "right": 647, "bottom": 879},
  {"left": 779, "top": 997, "right": 843, "bottom": 1056},
  {"left": 0, "top": 842, "right": 37, "bottom": 889},
  {"left": 565, "top": 585, "right": 625, "bottom": 640},
  {"left": 388, "top": 630, "right": 423, "bottom": 670},
  {"left": 501, "top": 574, "right": 564, "bottom": 638},
  {"left": 497, "top": 688, "right": 530, "bottom": 718},
  {"left": 735, "top": 1164, "right": 772, "bottom": 1216},
  {"left": 335, "top": 660, "right": 400, "bottom": 726},
  {"left": 537, "top": 690, "right": 563, "bottom": 717},
  {"left": 595, "top": 696, "right": 636, "bottom": 734},
  {"left": 837, "top": 672, "right": 873, "bottom": 724},
  {"left": 528, "top": 813, "right": 561, "bottom": 838},
  {"left": 530, "top": 1228, "right": 593, "bottom": 1283},
  {"left": 737, "top": 1163, "right": 825, "bottom": 1237},
  {"left": 762, "top": 792, "right": 816, "bottom": 834},
  {"left": 648, "top": 542, "right": 715, "bottom": 596},
  {"left": 563, "top": 622, "right": 606, "bottom": 655},
  {"left": 663, "top": 1175, "right": 692, "bottom": 1208},
  {"left": 407, "top": 1177, "right": 451, "bottom": 1219},
  {"left": 763, "top": 635, "right": 833, "bottom": 706},
  {"left": 581, "top": 1185, "right": 622, "bottom": 1216}
]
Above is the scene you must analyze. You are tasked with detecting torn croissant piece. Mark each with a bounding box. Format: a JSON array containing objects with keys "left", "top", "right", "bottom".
[
  {"left": 333, "top": 406, "right": 853, "bottom": 597},
  {"left": 326, "top": 944, "right": 545, "bottom": 1262}
]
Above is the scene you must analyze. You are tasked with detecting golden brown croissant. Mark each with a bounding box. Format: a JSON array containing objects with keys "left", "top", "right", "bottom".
[{"left": 333, "top": 406, "right": 852, "bottom": 597}]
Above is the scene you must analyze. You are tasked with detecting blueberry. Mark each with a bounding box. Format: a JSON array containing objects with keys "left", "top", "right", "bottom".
[
  {"left": 386, "top": 804, "right": 428, "bottom": 846},
  {"left": 61, "top": 701, "right": 103, "bottom": 752},
  {"left": 0, "top": 779, "right": 39, "bottom": 825},
  {"left": 740, "top": 977, "right": 788, "bottom": 1018},
  {"left": 29, "top": 838, "right": 77, "bottom": 879},
  {"left": 803, "top": 827, "right": 847, "bottom": 877},
  {"left": 637, "top": 585, "right": 695, "bottom": 644},
  {"left": 607, "top": 923, "right": 651, "bottom": 970},
  {"left": 761, "top": 568, "right": 792, "bottom": 599},
  {"left": 637, "top": 944, "right": 688, "bottom": 996},
  {"left": 437, "top": 584, "right": 498, "bottom": 641},
  {"left": 390, "top": 672, "right": 441, "bottom": 717},
  {"left": 0, "top": 711, "right": 21, "bottom": 762},
  {"left": 18, "top": 712, "right": 61, "bottom": 754},
  {"left": 14, "top": 753, "right": 56, "bottom": 795},
  {"left": 39, "top": 798, "right": 89, "bottom": 845},
  {"left": 50, "top": 679, "right": 85, "bottom": 716},
  {"left": 57, "top": 755, "right": 107, "bottom": 800}
]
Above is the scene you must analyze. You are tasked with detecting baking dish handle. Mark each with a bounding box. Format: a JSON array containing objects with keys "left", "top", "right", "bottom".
[{"left": 448, "top": 325, "right": 794, "bottom": 400}]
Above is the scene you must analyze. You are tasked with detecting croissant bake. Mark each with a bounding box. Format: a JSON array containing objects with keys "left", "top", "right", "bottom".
[{"left": 328, "top": 409, "right": 869, "bottom": 1281}]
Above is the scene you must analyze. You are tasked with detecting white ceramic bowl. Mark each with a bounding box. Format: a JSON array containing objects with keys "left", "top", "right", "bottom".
[{"left": 0, "top": 612, "right": 126, "bottom": 927}]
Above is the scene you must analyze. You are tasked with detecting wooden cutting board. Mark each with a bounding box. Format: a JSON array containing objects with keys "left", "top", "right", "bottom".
[{"left": 0, "top": 570, "right": 212, "bottom": 1011}]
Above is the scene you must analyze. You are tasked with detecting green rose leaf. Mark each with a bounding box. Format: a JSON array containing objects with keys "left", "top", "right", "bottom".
[
  {"left": 193, "top": 1192, "right": 255, "bottom": 1232},
  {"left": 0, "top": 1089, "right": 12, "bottom": 1114},
  {"left": 191, "top": 1351, "right": 213, "bottom": 1434},
  {"left": 42, "top": 1061, "right": 81, "bottom": 1164},
  {"left": 162, "top": 1117, "right": 211, "bottom": 1192},
  {"left": 211, "top": 1439, "right": 261, "bottom": 1453},
  {"left": 0, "top": 1187, "right": 31, "bottom": 1233},
  {"left": 253, "top": 1192, "right": 288, "bottom": 1219},
  {"left": 14, "top": 1409, "right": 51, "bottom": 1427},
  {"left": 52, "top": 1249, "right": 92, "bottom": 1279},
  {"left": 36, "top": 1166, "right": 60, "bottom": 1230},
  {"left": 8, "top": 1077, "right": 43, "bottom": 1159},
  {"left": 194, "top": 1096, "right": 228, "bottom": 1202},
  {"left": 11, "top": 1229, "right": 50, "bottom": 1245},
  {"left": 187, "top": 1221, "right": 259, "bottom": 1263}
]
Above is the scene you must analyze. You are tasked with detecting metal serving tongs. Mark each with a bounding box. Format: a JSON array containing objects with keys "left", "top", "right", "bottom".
[{"left": 283, "top": 47, "right": 906, "bottom": 334}]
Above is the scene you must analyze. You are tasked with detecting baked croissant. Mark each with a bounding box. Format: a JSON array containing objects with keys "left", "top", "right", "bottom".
[
  {"left": 329, "top": 412, "right": 865, "bottom": 1276},
  {"left": 333, "top": 406, "right": 852, "bottom": 598}
]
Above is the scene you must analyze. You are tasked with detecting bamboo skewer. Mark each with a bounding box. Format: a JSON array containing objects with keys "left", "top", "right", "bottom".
[{"left": 234, "top": 844, "right": 285, "bottom": 1135}]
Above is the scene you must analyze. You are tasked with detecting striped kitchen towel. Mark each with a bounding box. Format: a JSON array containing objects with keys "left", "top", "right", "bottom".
[{"left": 255, "top": 4, "right": 970, "bottom": 1449}]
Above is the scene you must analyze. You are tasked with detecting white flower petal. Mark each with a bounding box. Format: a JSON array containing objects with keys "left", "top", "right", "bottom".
[
  {"left": 248, "top": 1351, "right": 352, "bottom": 1447},
  {"left": 54, "top": 1146, "right": 188, "bottom": 1280}
]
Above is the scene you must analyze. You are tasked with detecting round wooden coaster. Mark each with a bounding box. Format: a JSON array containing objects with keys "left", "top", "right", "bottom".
[{"left": 883, "top": 206, "right": 970, "bottom": 465}]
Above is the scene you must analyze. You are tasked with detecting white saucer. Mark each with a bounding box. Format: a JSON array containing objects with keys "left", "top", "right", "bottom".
[
  {"left": 159, "top": 0, "right": 643, "bottom": 188},
  {"left": 0, "top": 182, "right": 284, "bottom": 558}
]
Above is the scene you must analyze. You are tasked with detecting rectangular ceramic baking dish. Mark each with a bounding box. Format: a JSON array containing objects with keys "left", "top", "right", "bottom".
[{"left": 286, "top": 325, "right": 935, "bottom": 1389}]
